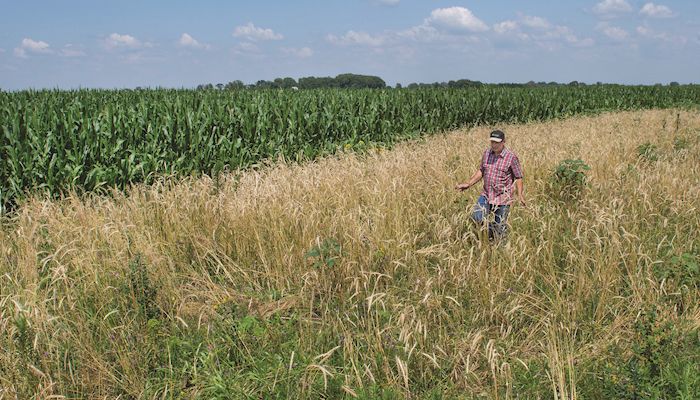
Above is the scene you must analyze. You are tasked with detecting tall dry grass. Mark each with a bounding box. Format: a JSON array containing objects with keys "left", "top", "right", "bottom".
[{"left": 1, "top": 109, "right": 699, "bottom": 399}]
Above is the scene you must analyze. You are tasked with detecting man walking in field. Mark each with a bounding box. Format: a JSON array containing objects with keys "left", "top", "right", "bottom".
[{"left": 455, "top": 130, "right": 525, "bottom": 241}]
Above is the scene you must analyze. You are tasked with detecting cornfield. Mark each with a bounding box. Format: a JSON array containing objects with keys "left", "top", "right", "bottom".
[{"left": 1, "top": 85, "right": 699, "bottom": 210}]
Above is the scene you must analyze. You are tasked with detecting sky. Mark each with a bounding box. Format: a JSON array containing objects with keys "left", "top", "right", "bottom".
[{"left": 1, "top": 0, "right": 698, "bottom": 90}]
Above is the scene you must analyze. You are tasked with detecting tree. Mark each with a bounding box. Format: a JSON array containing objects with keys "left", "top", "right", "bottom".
[
  {"left": 335, "top": 73, "right": 386, "bottom": 88},
  {"left": 255, "top": 80, "right": 274, "bottom": 89},
  {"left": 225, "top": 80, "right": 246, "bottom": 90},
  {"left": 298, "top": 76, "right": 336, "bottom": 89},
  {"left": 446, "top": 79, "right": 482, "bottom": 88}
]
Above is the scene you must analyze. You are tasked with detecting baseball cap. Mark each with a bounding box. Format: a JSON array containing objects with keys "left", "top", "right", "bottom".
[{"left": 489, "top": 130, "right": 505, "bottom": 142}]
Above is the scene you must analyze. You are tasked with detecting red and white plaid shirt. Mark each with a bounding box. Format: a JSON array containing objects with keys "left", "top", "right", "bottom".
[{"left": 480, "top": 147, "right": 523, "bottom": 205}]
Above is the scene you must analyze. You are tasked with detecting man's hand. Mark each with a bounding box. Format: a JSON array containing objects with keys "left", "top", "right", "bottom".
[
  {"left": 455, "top": 183, "right": 471, "bottom": 191},
  {"left": 518, "top": 196, "right": 527, "bottom": 207}
]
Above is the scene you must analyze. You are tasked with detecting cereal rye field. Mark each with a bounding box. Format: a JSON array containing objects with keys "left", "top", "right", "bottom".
[{"left": 1, "top": 109, "right": 699, "bottom": 399}]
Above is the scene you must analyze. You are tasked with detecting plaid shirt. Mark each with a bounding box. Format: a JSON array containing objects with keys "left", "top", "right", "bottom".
[{"left": 480, "top": 147, "right": 523, "bottom": 205}]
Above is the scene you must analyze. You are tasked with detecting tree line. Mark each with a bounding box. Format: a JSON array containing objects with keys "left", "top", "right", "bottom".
[
  {"left": 197, "top": 73, "right": 387, "bottom": 90},
  {"left": 196, "top": 74, "right": 690, "bottom": 91}
]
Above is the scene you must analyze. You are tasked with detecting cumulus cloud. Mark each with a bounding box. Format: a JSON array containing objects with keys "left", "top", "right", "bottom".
[
  {"left": 426, "top": 7, "right": 489, "bottom": 32},
  {"left": 281, "top": 47, "right": 313, "bottom": 58},
  {"left": 179, "top": 33, "right": 209, "bottom": 49},
  {"left": 231, "top": 41, "right": 262, "bottom": 56},
  {"left": 104, "top": 33, "right": 150, "bottom": 49},
  {"left": 233, "top": 23, "right": 283, "bottom": 41},
  {"left": 326, "top": 6, "right": 490, "bottom": 50},
  {"left": 593, "top": 0, "right": 633, "bottom": 15},
  {"left": 14, "top": 38, "right": 52, "bottom": 58},
  {"left": 597, "top": 23, "right": 629, "bottom": 41},
  {"left": 60, "top": 44, "right": 86, "bottom": 57},
  {"left": 326, "top": 7, "right": 592, "bottom": 54},
  {"left": 547, "top": 26, "right": 595, "bottom": 47},
  {"left": 636, "top": 25, "right": 687, "bottom": 46},
  {"left": 520, "top": 15, "right": 550, "bottom": 30},
  {"left": 492, "top": 16, "right": 593, "bottom": 49},
  {"left": 640, "top": 3, "right": 674, "bottom": 18},
  {"left": 327, "top": 31, "right": 386, "bottom": 47},
  {"left": 21, "top": 38, "right": 50, "bottom": 52},
  {"left": 493, "top": 20, "right": 518, "bottom": 34},
  {"left": 394, "top": 23, "right": 444, "bottom": 43}
]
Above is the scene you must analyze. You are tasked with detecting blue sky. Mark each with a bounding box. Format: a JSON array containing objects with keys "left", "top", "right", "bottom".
[{"left": 1, "top": 0, "right": 698, "bottom": 89}]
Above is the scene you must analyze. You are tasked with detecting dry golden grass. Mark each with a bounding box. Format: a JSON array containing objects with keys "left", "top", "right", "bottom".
[{"left": 1, "top": 109, "right": 699, "bottom": 399}]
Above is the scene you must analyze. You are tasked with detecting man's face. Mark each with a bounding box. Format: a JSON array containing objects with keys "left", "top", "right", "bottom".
[{"left": 490, "top": 140, "right": 504, "bottom": 153}]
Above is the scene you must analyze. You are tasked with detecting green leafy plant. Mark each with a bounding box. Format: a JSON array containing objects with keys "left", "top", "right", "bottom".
[
  {"left": 673, "top": 136, "right": 690, "bottom": 151},
  {"left": 655, "top": 253, "right": 700, "bottom": 296},
  {"left": 637, "top": 142, "right": 659, "bottom": 162},
  {"left": 550, "top": 158, "right": 591, "bottom": 200},
  {"left": 582, "top": 308, "right": 700, "bottom": 400},
  {"left": 305, "top": 238, "right": 342, "bottom": 269},
  {"left": 129, "top": 253, "right": 159, "bottom": 321}
]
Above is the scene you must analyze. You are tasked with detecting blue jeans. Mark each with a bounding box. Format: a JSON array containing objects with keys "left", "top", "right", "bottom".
[{"left": 471, "top": 195, "right": 510, "bottom": 240}]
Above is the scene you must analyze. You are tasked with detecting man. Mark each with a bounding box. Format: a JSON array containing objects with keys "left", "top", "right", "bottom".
[{"left": 455, "top": 130, "right": 525, "bottom": 241}]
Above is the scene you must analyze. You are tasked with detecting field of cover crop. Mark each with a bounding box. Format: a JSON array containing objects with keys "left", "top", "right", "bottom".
[
  {"left": 1, "top": 85, "right": 699, "bottom": 211},
  {"left": 0, "top": 87, "right": 699, "bottom": 399}
]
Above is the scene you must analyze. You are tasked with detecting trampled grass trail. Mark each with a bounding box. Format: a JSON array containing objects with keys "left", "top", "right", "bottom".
[{"left": 1, "top": 109, "right": 699, "bottom": 399}]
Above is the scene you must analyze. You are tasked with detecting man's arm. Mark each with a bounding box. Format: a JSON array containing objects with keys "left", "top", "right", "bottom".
[
  {"left": 455, "top": 169, "right": 482, "bottom": 191},
  {"left": 511, "top": 155, "right": 525, "bottom": 206},
  {"left": 514, "top": 178, "right": 526, "bottom": 206}
]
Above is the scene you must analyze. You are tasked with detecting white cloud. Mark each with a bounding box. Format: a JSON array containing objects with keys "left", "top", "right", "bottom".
[
  {"left": 635, "top": 25, "right": 686, "bottom": 45},
  {"left": 326, "top": 7, "right": 489, "bottom": 50},
  {"left": 426, "top": 7, "right": 489, "bottom": 32},
  {"left": 326, "top": 8, "right": 591, "bottom": 55},
  {"left": 104, "top": 33, "right": 149, "bottom": 49},
  {"left": 520, "top": 15, "right": 551, "bottom": 30},
  {"left": 233, "top": 23, "right": 283, "bottom": 41},
  {"left": 636, "top": 25, "right": 655, "bottom": 37},
  {"left": 635, "top": 25, "right": 687, "bottom": 45},
  {"left": 575, "top": 38, "right": 596, "bottom": 47},
  {"left": 179, "top": 33, "right": 209, "bottom": 49},
  {"left": 123, "top": 52, "right": 145, "bottom": 64},
  {"left": 21, "top": 38, "right": 50, "bottom": 52},
  {"left": 640, "top": 3, "right": 673, "bottom": 18},
  {"left": 377, "top": 0, "right": 399, "bottom": 5},
  {"left": 232, "top": 41, "right": 262, "bottom": 56},
  {"left": 548, "top": 25, "right": 594, "bottom": 47},
  {"left": 598, "top": 24, "right": 629, "bottom": 41},
  {"left": 327, "top": 31, "right": 386, "bottom": 47},
  {"left": 14, "top": 38, "right": 52, "bottom": 58},
  {"left": 238, "top": 42, "right": 258, "bottom": 51},
  {"left": 60, "top": 44, "right": 86, "bottom": 57},
  {"left": 593, "top": 0, "right": 633, "bottom": 15},
  {"left": 492, "top": 16, "right": 593, "bottom": 49},
  {"left": 397, "top": 24, "right": 444, "bottom": 42},
  {"left": 281, "top": 47, "right": 313, "bottom": 58},
  {"left": 493, "top": 20, "right": 518, "bottom": 34}
]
